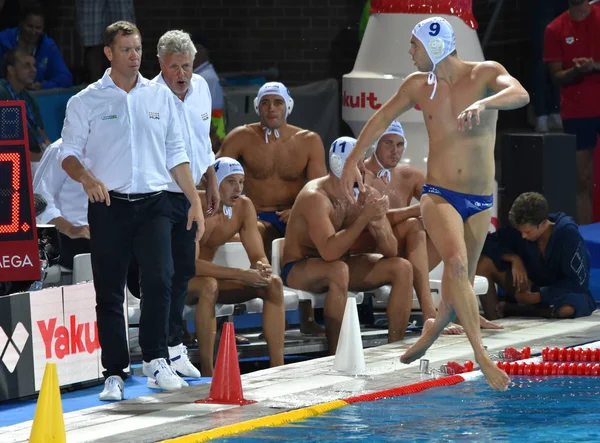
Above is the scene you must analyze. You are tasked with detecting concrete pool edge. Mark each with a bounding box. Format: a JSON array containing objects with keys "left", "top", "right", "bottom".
[
  {"left": 3, "top": 314, "right": 600, "bottom": 443},
  {"left": 159, "top": 375, "right": 470, "bottom": 443},
  {"left": 158, "top": 337, "right": 600, "bottom": 443}
]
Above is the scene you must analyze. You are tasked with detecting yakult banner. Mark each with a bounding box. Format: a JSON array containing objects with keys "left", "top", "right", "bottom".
[{"left": 0, "top": 282, "right": 129, "bottom": 401}]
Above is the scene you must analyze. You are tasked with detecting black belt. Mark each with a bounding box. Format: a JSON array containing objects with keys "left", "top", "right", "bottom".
[{"left": 109, "top": 191, "right": 163, "bottom": 202}]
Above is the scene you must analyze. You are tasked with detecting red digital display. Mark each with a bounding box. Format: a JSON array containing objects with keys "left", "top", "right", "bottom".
[{"left": 0, "top": 101, "right": 40, "bottom": 282}]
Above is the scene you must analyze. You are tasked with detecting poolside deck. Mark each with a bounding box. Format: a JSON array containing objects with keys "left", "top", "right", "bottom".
[{"left": 4, "top": 312, "right": 600, "bottom": 443}]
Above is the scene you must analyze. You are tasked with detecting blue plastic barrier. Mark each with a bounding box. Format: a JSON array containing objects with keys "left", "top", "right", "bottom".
[{"left": 31, "top": 86, "right": 84, "bottom": 142}]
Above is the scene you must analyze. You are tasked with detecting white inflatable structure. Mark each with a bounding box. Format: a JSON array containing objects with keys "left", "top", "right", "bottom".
[{"left": 342, "top": 0, "right": 498, "bottom": 231}]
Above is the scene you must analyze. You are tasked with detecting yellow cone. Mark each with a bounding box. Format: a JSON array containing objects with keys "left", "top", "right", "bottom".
[{"left": 29, "top": 362, "right": 66, "bottom": 442}]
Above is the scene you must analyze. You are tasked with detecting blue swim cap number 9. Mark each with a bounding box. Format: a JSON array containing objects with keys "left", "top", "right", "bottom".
[{"left": 429, "top": 22, "right": 441, "bottom": 36}]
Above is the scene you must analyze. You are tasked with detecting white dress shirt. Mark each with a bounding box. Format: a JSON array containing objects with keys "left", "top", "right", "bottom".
[
  {"left": 153, "top": 73, "right": 214, "bottom": 193},
  {"left": 33, "top": 138, "right": 88, "bottom": 226},
  {"left": 58, "top": 69, "right": 189, "bottom": 194}
]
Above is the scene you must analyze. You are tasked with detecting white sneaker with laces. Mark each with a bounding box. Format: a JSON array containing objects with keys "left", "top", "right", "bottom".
[
  {"left": 99, "top": 375, "right": 124, "bottom": 401},
  {"left": 143, "top": 358, "right": 185, "bottom": 391},
  {"left": 169, "top": 343, "right": 201, "bottom": 378}
]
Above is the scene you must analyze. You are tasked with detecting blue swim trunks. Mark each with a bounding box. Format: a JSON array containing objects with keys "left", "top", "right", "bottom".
[
  {"left": 280, "top": 260, "right": 300, "bottom": 287},
  {"left": 422, "top": 184, "right": 493, "bottom": 221},
  {"left": 257, "top": 212, "right": 286, "bottom": 236}
]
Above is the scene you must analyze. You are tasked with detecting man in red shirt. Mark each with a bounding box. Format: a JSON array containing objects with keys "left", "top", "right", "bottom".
[{"left": 544, "top": 0, "right": 600, "bottom": 225}]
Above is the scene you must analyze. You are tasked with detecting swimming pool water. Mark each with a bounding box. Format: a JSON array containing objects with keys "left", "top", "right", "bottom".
[{"left": 215, "top": 377, "right": 600, "bottom": 442}]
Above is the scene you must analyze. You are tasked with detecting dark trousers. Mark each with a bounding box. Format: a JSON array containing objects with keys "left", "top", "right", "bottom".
[
  {"left": 126, "top": 192, "right": 196, "bottom": 347},
  {"left": 58, "top": 233, "right": 91, "bottom": 269},
  {"left": 166, "top": 192, "right": 196, "bottom": 347},
  {"left": 530, "top": 0, "right": 567, "bottom": 117},
  {"left": 88, "top": 192, "right": 174, "bottom": 379}
]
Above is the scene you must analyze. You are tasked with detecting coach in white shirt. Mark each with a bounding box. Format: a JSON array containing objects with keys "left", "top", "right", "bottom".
[
  {"left": 58, "top": 21, "right": 204, "bottom": 401},
  {"left": 150, "top": 29, "right": 219, "bottom": 378},
  {"left": 33, "top": 138, "right": 90, "bottom": 269}
]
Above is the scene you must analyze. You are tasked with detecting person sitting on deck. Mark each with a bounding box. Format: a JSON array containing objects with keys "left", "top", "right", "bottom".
[
  {"left": 185, "top": 157, "right": 285, "bottom": 376},
  {"left": 477, "top": 192, "right": 596, "bottom": 319}
]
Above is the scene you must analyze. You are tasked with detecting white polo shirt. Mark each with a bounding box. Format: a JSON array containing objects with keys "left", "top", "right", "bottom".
[
  {"left": 58, "top": 69, "right": 189, "bottom": 194},
  {"left": 153, "top": 72, "right": 214, "bottom": 192},
  {"left": 33, "top": 138, "right": 88, "bottom": 226}
]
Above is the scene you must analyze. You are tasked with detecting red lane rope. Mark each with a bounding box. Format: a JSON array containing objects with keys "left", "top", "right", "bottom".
[{"left": 345, "top": 375, "right": 466, "bottom": 404}]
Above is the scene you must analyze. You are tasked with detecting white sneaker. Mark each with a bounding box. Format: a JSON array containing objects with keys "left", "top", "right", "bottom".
[
  {"left": 169, "top": 343, "right": 201, "bottom": 378},
  {"left": 99, "top": 375, "right": 124, "bottom": 401},
  {"left": 143, "top": 358, "right": 186, "bottom": 391}
]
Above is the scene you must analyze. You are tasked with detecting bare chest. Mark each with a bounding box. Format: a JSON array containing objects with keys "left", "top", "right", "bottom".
[
  {"left": 200, "top": 215, "right": 239, "bottom": 249},
  {"left": 371, "top": 175, "right": 412, "bottom": 209},
  {"left": 417, "top": 78, "right": 494, "bottom": 139},
  {"left": 242, "top": 138, "right": 309, "bottom": 181}
]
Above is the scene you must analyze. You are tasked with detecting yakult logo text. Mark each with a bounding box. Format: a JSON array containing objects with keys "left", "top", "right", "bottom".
[
  {"left": 0, "top": 254, "right": 34, "bottom": 268},
  {"left": 343, "top": 91, "right": 382, "bottom": 110},
  {"left": 38, "top": 315, "right": 100, "bottom": 359}
]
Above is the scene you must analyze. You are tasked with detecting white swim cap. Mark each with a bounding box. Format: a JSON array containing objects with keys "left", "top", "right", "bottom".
[
  {"left": 329, "top": 136, "right": 357, "bottom": 179},
  {"left": 214, "top": 157, "right": 244, "bottom": 187},
  {"left": 374, "top": 121, "right": 406, "bottom": 183},
  {"left": 213, "top": 157, "right": 244, "bottom": 218},
  {"left": 412, "top": 17, "right": 456, "bottom": 99},
  {"left": 253, "top": 82, "right": 294, "bottom": 118}
]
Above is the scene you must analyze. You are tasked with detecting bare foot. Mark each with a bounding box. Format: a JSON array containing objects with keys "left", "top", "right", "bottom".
[
  {"left": 479, "top": 315, "right": 504, "bottom": 330},
  {"left": 479, "top": 358, "right": 510, "bottom": 391},
  {"left": 400, "top": 318, "right": 438, "bottom": 364},
  {"left": 235, "top": 335, "right": 250, "bottom": 344},
  {"left": 300, "top": 320, "right": 326, "bottom": 337},
  {"left": 441, "top": 322, "right": 464, "bottom": 335}
]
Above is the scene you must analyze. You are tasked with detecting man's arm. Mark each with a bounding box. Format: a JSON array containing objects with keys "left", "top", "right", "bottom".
[
  {"left": 170, "top": 164, "right": 202, "bottom": 205},
  {"left": 386, "top": 205, "right": 421, "bottom": 225},
  {"left": 238, "top": 197, "right": 270, "bottom": 266},
  {"left": 306, "top": 132, "right": 327, "bottom": 180},
  {"left": 348, "top": 74, "right": 417, "bottom": 165},
  {"left": 59, "top": 96, "right": 111, "bottom": 204},
  {"left": 165, "top": 93, "right": 201, "bottom": 207},
  {"left": 367, "top": 216, "right": 397, "bottom": 258},
  {"left": 548, "top": 61, "right": 587, "bottom": 87},
  {"left": 304, "top": 192, "right": 372, "bottom": 262},
  {"left": 542, "top": 24, "right": 585, "bottom": 87},
  {"left": 195, "top": 257, "right": 246, "bottom": 280},
  {"left": 215, "top": 126, "right": 245, "bottom": 160},
  {"left": 478, "top": 62, "right": 530, "bottom": 111}
]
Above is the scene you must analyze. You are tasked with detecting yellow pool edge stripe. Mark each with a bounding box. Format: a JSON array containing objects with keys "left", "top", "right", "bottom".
[{"left": 159, "top": 399, "right": 349, "bottom": 443}]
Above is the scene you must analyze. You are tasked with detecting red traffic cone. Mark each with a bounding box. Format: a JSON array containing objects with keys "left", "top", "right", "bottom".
[{"left": 195, "top": 322, "right": 256, "bottom": 406}]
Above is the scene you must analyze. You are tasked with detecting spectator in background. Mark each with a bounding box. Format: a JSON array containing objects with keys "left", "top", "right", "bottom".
[
  {"left": 76, "top": 0, "right": 135, "bottom": 83},
  {"left": 33, "top": 138, "right": 90, "bottom": 269},
  {"left": 530, "top": 0, "right": 566, "bottom": 133},
  {"left": 0, "top": 47, "right": 51, "bottom": 162},
  {"left": 544, "top": 0, "right": 600, "bottom": 225},
  {"left": 476, "top": 192, "right": 596, "bottom": 320},
  {"left": 193, "top": 37, "right": 225, "bottom": 150},
  {"left": 0, "top": 3, "right": 72, "bottom": 89}
]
